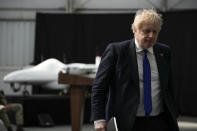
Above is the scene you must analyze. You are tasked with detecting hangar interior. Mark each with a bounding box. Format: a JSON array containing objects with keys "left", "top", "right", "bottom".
[{"left": 0, "top": 0, "right": 197, "bottom": 131}]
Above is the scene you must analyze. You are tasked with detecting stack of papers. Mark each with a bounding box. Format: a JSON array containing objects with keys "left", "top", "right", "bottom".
[{"left": 107, "top": 117, "right": 118, "bottom": 131}]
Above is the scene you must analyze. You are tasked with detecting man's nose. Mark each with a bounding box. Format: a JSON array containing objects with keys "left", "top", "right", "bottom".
[{"left": 148, "top": 32, "right": 154, "bottom": 37}]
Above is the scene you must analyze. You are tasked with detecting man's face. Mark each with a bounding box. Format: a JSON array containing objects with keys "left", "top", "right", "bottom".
[{"left": 133, "top": 23, "right": 159, "bottom": 49}]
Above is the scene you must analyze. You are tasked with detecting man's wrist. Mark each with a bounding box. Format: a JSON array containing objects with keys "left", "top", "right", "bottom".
[{"left": 94, "top": 119, "right": 106, "bottom": 124}]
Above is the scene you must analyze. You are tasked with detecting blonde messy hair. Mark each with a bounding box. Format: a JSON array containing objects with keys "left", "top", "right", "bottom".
[{"left": 132, "top": 9, "right": 163, "bottom": 32}]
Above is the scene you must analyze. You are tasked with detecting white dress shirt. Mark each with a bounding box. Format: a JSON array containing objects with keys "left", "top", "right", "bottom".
[{"left": 135, "top": 39, "right": 164, "bottom": 116}]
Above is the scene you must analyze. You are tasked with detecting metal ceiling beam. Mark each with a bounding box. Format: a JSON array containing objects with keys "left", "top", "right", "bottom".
[
  {"left": 162, "top": 0, "right": 168, "bottom": 12},
  {"left": 66, "top": 0, "right": 73, "bottom": 13}
]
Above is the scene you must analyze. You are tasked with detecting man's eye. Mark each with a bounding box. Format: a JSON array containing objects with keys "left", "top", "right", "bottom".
[
  {"left": 143, "top": 30, "right": 150, "bottom": 34},
  {"left": 153, "top": 30, "right": 157, "bottom": 34},
  {"left": 143, "top": 30, "right": 158, "bottom": 34}
]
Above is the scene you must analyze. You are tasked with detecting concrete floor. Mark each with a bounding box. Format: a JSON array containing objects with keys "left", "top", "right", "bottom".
[{"left": 1, "top": 116, "right": 197, "bottom": 131}]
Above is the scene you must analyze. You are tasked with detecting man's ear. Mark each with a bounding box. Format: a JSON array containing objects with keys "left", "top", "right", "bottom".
[{"left": 133, "top": 26, "right": 137, "bottom": 33}]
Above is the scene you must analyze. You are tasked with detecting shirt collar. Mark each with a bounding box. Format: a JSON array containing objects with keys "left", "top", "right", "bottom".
[{"left": 135, "top": 39, "right": 154, "bottom": 54}]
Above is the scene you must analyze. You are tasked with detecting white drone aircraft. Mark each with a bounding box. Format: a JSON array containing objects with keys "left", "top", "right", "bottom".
[{"left": 3, "top": 58, "right": 99, "bottom": 95}]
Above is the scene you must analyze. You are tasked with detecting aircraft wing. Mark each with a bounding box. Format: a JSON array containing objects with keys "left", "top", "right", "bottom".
[
  {"left": 3, "top": 58, "right": 98, "bottom": 92},
  {"left": 3, "top": 58, "right": 69, "bottom": 89}
]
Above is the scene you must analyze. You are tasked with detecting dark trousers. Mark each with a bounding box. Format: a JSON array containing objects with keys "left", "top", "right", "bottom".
[{"left": 132, "top": 112, "right": 173, "bottom": 131}]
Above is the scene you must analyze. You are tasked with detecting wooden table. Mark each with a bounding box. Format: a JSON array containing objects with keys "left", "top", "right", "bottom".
[{"left": 58, "top": 71, "right": 94, "bottom": 131}]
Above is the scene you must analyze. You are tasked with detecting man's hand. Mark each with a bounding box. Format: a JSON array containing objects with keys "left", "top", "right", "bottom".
[
  {"left": 94, "top": 121, "right": 107, "bottom": 131},
  {"left": 0, "top": 105, "right": 5, "bottom": 110}
]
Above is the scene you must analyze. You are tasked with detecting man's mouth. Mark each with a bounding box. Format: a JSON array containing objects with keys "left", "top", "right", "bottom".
[{"left": 145, "top": 39, "right": 153, "bottom": 43}]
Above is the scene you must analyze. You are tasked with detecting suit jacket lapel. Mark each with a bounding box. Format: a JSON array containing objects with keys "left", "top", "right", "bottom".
[
  {"left": 128, "top": 39, "right": 139, "bottom": 87},
  {"left": 153, "top": 44, "right": 169, "bottom": 90}
]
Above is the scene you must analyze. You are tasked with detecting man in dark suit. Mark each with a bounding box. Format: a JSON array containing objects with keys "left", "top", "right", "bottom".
[{"left": 91, "top": 9, "right": 179, "bottom": 131}]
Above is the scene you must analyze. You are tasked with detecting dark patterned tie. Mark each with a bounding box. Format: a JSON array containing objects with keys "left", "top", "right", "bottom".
[{"left": 143, "top": 50, "right": 152, "bottom": 117}]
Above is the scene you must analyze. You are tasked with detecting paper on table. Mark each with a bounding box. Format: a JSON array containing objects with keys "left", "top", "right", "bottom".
[{"left": 107, "top": 117, "right": 118, "bottom": 131}]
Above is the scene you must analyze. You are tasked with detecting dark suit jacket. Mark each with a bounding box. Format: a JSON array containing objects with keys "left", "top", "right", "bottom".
[{"left": 91, "top": 39, "right": 179, "bottom": 131}]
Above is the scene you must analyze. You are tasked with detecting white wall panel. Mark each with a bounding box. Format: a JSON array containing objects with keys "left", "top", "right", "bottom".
[
  {"left": 0, "top": 0, "right": 67, "bottom": 20},
  {"left": 0, "top": 0, "right": 66, "bottom": 9},
  {"left": 0, "top": 10, "right": 36, "bottom": 20},
  {"left": 0, "top": 21, "right": 35, "bottom": 66}
]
